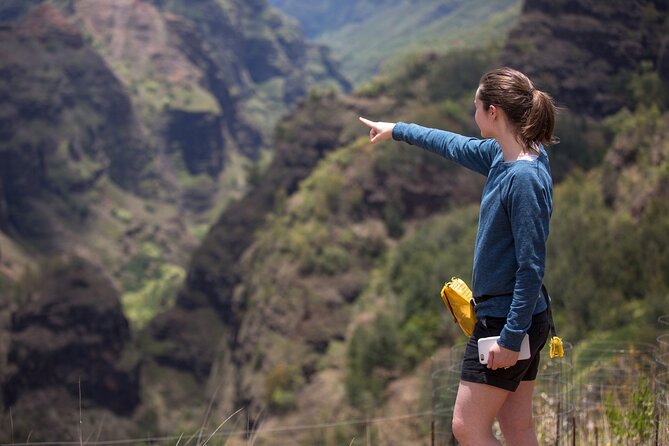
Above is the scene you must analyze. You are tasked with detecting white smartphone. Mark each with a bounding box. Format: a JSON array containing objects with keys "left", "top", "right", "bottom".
[{"left": 478, "top": 334, "right": 531, "bottom": 365}]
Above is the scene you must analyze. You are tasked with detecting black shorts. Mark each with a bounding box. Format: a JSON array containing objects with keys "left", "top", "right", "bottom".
[{"left": 460, "top": 310, "right": 550, "bottom": 392}]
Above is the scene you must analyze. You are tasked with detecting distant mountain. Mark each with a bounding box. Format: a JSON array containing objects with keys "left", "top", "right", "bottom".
[
  {"left": 268, "top": 0, "right": 389, "bottom": 38},
  {"left": 269, "top": 0, "right": 521, "bottom": 84}
]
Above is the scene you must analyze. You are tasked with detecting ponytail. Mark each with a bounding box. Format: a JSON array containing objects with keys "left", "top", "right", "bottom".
[
  {"left": 478, "top": 67, "right": 558, "bottom": 154},
  {"left": 521, "top": 89, "right": 558, "bottom": 152}
]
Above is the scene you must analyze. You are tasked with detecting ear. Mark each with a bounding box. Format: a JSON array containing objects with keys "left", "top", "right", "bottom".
[{"left": 488, "top": 104, "right": 498, "bottom": 120}]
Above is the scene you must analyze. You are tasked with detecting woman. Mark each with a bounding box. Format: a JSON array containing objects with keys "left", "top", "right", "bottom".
[{"left": 359, "top": 67, "right": 557, "bottom": 446}]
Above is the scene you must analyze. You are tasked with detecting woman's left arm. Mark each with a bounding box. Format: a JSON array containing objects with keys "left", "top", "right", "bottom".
[{"left": 498, "top": 170, "right": 552, "bottom": 353}]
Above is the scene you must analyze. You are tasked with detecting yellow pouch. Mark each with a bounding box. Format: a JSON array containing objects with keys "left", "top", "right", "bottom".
[
  {"left": 440, "top": 277, "right": 476, "bottom": 337},
  {"left": 549, "top": 336, "right": 564, "bottom": 359}
]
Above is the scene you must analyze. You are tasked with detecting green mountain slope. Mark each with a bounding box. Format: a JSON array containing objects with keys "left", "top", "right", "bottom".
[
  {"left": 0, "top": 0, "right": 350, "bottom": 329},
  {"left": 225, "top": 83, "right": 669, "bottom": 445},
  {"left": 0, "top": 1, "right": 350, "bottom": 437},
  {"left": 270, "top": 0, "right": 521, "bottom": 84},
  {"left": 548, "top": 105, "right": 669, "bottom": 343}
]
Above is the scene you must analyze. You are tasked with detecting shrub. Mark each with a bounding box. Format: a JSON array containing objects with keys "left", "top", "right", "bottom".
[
  {"left": 264, "top": 362, "right": 303, "bottom": 412},
  {"left": 346, "top": 314, "right": 400, "bottom": 408},
  {"left": 605, "top": 375, "right": 656, "bottom": 444}
]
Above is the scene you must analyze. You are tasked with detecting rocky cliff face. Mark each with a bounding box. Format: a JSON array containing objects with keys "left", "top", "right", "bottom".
[
  {"left": 0, "top": 0, "right": 351, "bottom": 320},
  {"left": 147, "top": 92, "right": 371, "bottom": 388},
  {"left": 0, "top": 0, "right": 349, "bottom": 245},
  {"left": 2, "top": 258, "right": 140, "bottom": 440},
  {"left": 0, "top": 4, "right": 150, "bottom": 240},
  {"left": 147, "top": 0, "right": 350, "bottom": 154},
  {"left": 502, "top": 0, "right": 669, "bottom": 116}
]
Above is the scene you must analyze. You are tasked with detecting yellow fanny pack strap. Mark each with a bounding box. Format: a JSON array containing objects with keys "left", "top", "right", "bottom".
[{"left": 542, "top": 284, "right": 564, "bottom": 359}]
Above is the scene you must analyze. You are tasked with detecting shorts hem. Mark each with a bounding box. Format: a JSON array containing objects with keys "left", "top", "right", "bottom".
[{"left": 461, "top": 371, "right": 519, "bottom": 392}]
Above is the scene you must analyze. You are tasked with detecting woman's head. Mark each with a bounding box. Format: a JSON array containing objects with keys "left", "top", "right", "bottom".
[{"left": 476, "top": 67, "right": 557, "bottom": 153}]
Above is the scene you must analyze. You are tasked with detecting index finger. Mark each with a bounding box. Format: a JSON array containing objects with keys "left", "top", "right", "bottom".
[{"left": 358, "top": 116, "right": 376, "bottom": 129}]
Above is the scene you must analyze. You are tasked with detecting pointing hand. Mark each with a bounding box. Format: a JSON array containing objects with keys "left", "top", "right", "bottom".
[{"left": 359, "top": 117, "right": 396, "bottom": 144}]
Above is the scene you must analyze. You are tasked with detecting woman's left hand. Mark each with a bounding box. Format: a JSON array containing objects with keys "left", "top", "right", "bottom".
[{"left": 487, "top": 342, "right": 519, "bottom": 370}]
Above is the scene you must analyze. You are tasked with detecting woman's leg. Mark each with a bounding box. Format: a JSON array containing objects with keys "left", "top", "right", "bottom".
[
  {"left": 497, "top": 380, "right": 539, "bottom": 446},
  {"left": 452, "top": 380, "right": 509, "bottom": 446}
]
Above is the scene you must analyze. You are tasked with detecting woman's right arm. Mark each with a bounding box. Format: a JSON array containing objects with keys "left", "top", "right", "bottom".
[
  {"left": 393, "top": 122, "right": 497, "bottom": 176},
  {"left": 359, "top": 117, "right": 498, "bottom": 176}
]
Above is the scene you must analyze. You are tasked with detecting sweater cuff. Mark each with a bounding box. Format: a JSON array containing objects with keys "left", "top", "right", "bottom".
[
  {"left": 498, "top": 327, "right": 525, "bottom": 352},
  {"left": 392, "top": 122, "right": 409, "bottom": 142}
]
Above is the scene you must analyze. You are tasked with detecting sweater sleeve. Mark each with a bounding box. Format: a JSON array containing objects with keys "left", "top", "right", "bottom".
[
  {"left": 392, "top": 122, "right": 498, "bottom": 176},
  {"left": 498, "top": 169, "right": 551, "bottom": 352}
]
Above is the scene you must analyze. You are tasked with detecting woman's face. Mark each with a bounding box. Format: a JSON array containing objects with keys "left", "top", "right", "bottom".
[{"left": 474, "top": 88, "right": 494, "bottom": 138}]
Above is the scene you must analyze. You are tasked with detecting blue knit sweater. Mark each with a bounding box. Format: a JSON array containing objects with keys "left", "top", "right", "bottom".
[{"left": 392, "top": 123, "right": 552, "bottom": 352}]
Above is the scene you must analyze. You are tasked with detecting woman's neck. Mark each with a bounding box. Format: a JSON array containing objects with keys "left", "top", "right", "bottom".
[{"left": 496, "top": 133, "right": 529, "bottom": 162}]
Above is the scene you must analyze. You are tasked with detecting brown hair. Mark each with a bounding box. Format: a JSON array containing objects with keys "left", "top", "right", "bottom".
[{"left": 478, "top": 67, "right": 558, "bottom": 154}]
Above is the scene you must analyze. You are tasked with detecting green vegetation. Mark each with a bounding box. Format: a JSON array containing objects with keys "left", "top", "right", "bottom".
[
  {"left": 346, "top": 313, "right": 400, "bottom": 408},
  {"left": 249, "top": 140, "right": 383, "bottom": 280},
  {"left": 388, "top": 206, "right": 479, "bottom": 367},
  {"left": 128, "top": 76, "right": 222, "bottom": 118},
  {"left": 221, "top": 30, "right": 669, "bottom": 426},
  {"left": 548, "top": 105, "right": 669, "bottom": 343},
  {"left": 264, "top": 362, "right": 304, "bottom": 412},
  {"left": 605, "top": 376, "right": 657, "bottom": 444},
  {"left": 247, "top": 46, "right": 668, "bottom": 426},
  {"left": 122, "top": 242, "right": 186, "bottom": 329}
]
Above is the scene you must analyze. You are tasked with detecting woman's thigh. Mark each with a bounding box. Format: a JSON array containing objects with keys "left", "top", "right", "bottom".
[
  {"left": 452, "top": 380, "right": 509, "bottom": 441},
  {"left": 497, "top": 380, "right": 535, "bottom": 429},
  {"left": 497, "top": 380, "right": 539, "bottom": 445}
]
